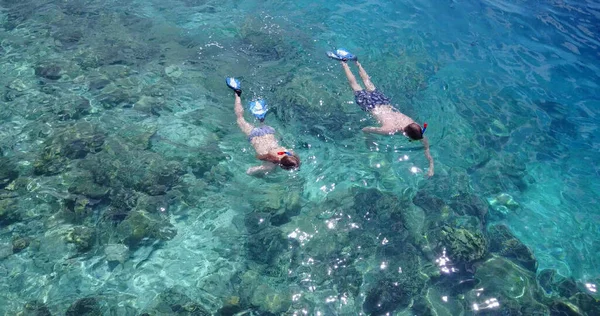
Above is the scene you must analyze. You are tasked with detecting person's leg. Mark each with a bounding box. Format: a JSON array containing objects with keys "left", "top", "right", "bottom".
[
  {"left": 234, "top": 93, "right": 254, "bottom": 136},
  {"left": 356, "top": 61, "right": 376, "bottom": 92},
  {"left": 341, "top": 61, "right": 363, "bottom": 92}
]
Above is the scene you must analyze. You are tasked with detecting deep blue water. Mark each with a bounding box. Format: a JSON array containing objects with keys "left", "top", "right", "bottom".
[{"left": 0, "top": 0, "right": 599, "bottom": 314}]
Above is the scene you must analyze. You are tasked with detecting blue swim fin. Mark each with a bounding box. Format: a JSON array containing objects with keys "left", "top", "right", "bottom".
[
  {"left": 249, "top": 99, "right": 268, "bottom": 121},
  {"left": 226, "top": 77, "right": 242, "bottom": 95},
  {"left": 326, "top": 48, "right": 358, "bottom": 61}
]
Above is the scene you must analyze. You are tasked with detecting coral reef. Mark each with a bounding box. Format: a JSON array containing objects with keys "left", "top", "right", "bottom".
[
  {"left": 33, "top": 122, "right": 105, "bottom": 176},
  {"left": 436, "top": 225, "right": 487, "bottom": 264},
  {"left": 80, "top": 137, "right": 183, "bottom": 196}
]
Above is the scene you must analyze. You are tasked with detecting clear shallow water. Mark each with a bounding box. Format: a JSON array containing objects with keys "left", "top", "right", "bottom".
[{"left": 0, "top": 0, "right": 599, "bottom": 315}]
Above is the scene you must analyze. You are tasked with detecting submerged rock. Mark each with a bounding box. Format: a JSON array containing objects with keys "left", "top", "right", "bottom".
[
  {"left": 98, "top": 88, "right": 136, "bottom": 109},
  {"left": 142, "top": 288, "right": 210, "bottom": 315},
  {"left": 189, "top": 142, "right": 228, "bottom": 178},
  {"left": 548, "top": 300, "right": 584, "bottom": 316},
  {"left": 244, "top": 211, "right": 271, "bottom": 234},
  {"left": 239, "top": 16, "right": 295, "bottom": 61},
  {"left": 487, "top": 224, "right": 537, "bottom": 272},
  {"left": 467, "top": 256, "right": 547, "bottom": 315},
  {"left": 116, "top": 209, "right": 176, "bottom": 248},
  {"left": 537, "top": 269, "right": 579, "bottom": 298},
  {"left": 67, "top": 174, "right": 110, "bottom": 200},
  {"left": 250, "top": 284, "right": 292, "bottom": 314},
  {"left": 33, "top": 122, "right": 105, "bottom": 176},
  {"left": 570, "top": 292, "right": 600, "bottom": 315},
  {"left": 449, "top": 193, "right": 488, "bottom": 225},
  {"left": 416, "top": 286, "right": 465, "bottom": 316},
  {"left": 413, "top": 190, "right": 447, "bottom": 217},
  {"left": 80, "top": 139, "right": 183, "bottom": 196},
  {"left": 0, "top": 157, "right": 18, "bottom": 189},
  {"left": 0, "top": 243, "right": 12, "bottom": 260},
  {"left": 54, "top": 96, "right": 91, "bottom": 121},
  {"left": 65, "top": 297, "right": 101, "bottom": 316},
  {"left": 246, "top": 182, "right": 302, "bottom": 226},
  {"left": 20, "top": 300, "right": 52, "bottom": 316},
  {"left": 65, "top": 226, "right": 95, "bottom": 253},
  {"left": 104, "top": 243, "right": 130, "bottom": 264},
  {"left": 246, "top": 228, "right": 288, "bottom": 265},
  {"left": 375, "top": 242, "right": 427, "bottom": 299},
  {"left": 332, "top": 265, "right": 363, "bottom": 298},
  {"left": 487, "top": 193, "right": 520, "bottom": 218},
  {"left": 164, "top": 65, "right": 183, "bottom": 79},
  {"left": 133, "top": 95, "right": 166, "bottom": 115},
  {"left": 88, "top": 78, "right": 111, "bottom": 91},
  {"left": 62, "top": 196, "right": 97, "bottom": 224},
  {"left": 12, "top": 235, "right": 30, "bottom": 253},
  {"left": 0, "top": 198, "right": 20, "bottom": 225},
  {"left": 351, "top": 187, "right": 413, "bottom": 235},
  {"left": 34, "top": 65, "right": 62, "bottom": 80},
  {"left": 363, "top": 279, "right": 412, "bottom": 315},
  {"left": 270, "top": 73, "right": 353, "bottom": 140}
]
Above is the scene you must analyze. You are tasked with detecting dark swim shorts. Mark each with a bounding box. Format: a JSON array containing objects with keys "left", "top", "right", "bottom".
[{"left": 354, "top": 89, "right": 391, "bottom": 111}]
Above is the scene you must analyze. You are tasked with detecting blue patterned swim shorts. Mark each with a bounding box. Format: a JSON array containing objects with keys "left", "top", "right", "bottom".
[{"left": 354, "top": 89, "right": 391, "bottom": 111}]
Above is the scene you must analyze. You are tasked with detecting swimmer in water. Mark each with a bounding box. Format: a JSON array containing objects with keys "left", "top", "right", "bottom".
[
  {"left": 326, "top": 49, "right": 434, "bottom": 177},
  {"left": 226, "top": 77, "right": 300, "bottom": 176}
]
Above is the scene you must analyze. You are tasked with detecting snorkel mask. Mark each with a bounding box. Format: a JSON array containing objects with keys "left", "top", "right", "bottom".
[{"left": 249, "top": 99, "right": 268, "bottom": 122}]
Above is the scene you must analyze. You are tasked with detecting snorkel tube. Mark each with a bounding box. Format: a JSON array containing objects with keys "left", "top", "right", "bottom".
[{"left": 421, "top": 123, "right": 428, "bottom": 136}]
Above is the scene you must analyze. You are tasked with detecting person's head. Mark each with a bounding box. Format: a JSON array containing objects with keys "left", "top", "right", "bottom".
[
  {"left": 404, "top": 122, "right": 424, "bottom": 141},
  {"left": 257, "top": 151, "right": 301, "bottom": 170},
  {"left": 279, "top": 152, "right": 300, "bottom": 170}
]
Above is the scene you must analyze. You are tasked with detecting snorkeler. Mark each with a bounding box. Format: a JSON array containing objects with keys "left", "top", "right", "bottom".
[
  {"left": 226, "top": 77, "right": 300, "bottom": 175},
  {"left": 326, "top": 49, "right": 434, "bottom": 177}
]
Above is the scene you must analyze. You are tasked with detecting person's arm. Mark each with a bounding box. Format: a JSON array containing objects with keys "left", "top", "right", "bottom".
[
  {"left": 234, "top": 93, "right": 253, "bottom": 136},
  {"left": 247, "top": 161, "right": 277, "bottom": 176},
  {"left": 422, "top": 136, "right": 434, "bottom": 177}
]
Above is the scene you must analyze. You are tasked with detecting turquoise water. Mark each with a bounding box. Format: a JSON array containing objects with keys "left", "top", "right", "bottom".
[{"left": 1, "top": 0, "right": 599, "bottom": 314}]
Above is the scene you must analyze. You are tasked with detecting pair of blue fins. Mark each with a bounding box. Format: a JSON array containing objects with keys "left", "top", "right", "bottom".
[{"left": 226, "top": 48, "right": 357, "bottom": 121}]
